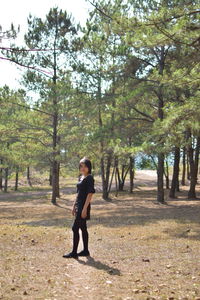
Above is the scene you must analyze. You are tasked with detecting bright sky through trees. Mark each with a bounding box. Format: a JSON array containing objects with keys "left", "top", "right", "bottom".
[{"left": 0, "top": 0, "right": 90, "bottom": 89}]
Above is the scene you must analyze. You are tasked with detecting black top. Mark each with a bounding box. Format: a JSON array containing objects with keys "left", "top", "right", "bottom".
[{"left": 74, "top": 174, "right": 95, "bottom": 220}]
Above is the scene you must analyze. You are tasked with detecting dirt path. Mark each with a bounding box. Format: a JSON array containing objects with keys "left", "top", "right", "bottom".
[{"left": 0, "top": 172, "right": 200, "bottom": 300}]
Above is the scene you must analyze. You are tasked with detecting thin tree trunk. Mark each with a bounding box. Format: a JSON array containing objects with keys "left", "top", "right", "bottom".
[
  {"left": 101, "top": 156, "right": 107, "bottom": 199},
  {"left": 115, "top": 157, "right": 121, "bottom": 191},
  {"left": 129, "top": 156, "right": 134, "bottom": 193},
  {"left": 119, "top": 165, "right": 125, "bottom": 191},
  {"left": 55, "top": 161, "right": 60, "bottom": 198},
  {"left": 187, "top": 143, "right": 196, "bottom": 198},
  {"left": 101, "top": 155, "right": 112, "bottom": 200},
  {"left": 166, "top": 161, "right": 170, "bottom": 189},
  {"left": 0, "top": 159, "right": 3, "bottom": 190},
  {"left": 115, "top": 167, "right": 118, "bottom": 197},
  {"left": 27, "top": 166, "right": 32, "bottom": 187},
  {"left": 115, "top": 159, "right": 129, "bottom": 191},
  {"left": 181, "top": 146, "right": 186, "bottom": 185},
  {"left": 97, "top": 74, "right": 110, "bottom": 200},
  {"left": 51, "top": 159, "right": 58, "bottom": 204},
  {"left": 156, "top": 47, "right": 165, "bottom": 203},
  {"left": 4, "top": 167, "right": 8, "bottom": 192},
  {"left": 103, "top": 152, "right": 112, "bottom": 199},
  {"left": 164, "top": 157, "right": 170, "bottom": 189},
  {"left": 121, "top": 165, "right": 129, "bottom": 191},
  {"left": 169, "top": 147, "right": 180, "bottom": 198},
  {"left": 108, "top": 165, "right": 115, "bottom": 194},
  {"left": 186, "top": 152, "right": 190, "bottom": 180},
  {"left": 187, "top": 135, "right": 200, "bottom": 199},
  {"left": 156, "top": 91, "right": 165, "bottom": 203},
  {"left": 51, "top": 25, "right": 59, "bottom": 204},
  {"left": 176, "top": 148, "right": 180, "bottom": 192},
  {"left": 194, "top": 136, "right": 200, "bottom": 184},
  {"left": 15, "top": 168, "right": 19, "bottom": 191},
  {"left": 157, "top": 153, "right": 165, "bottom": 203}
]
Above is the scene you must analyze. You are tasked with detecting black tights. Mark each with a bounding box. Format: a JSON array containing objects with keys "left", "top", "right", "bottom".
[{"left": 72, "top": 218, "right": 89, "bottom": 253}]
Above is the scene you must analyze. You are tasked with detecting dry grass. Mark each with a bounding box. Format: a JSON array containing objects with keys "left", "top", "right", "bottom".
[{"left": 0, "top": 173, "right": 200, "bottom": 300}]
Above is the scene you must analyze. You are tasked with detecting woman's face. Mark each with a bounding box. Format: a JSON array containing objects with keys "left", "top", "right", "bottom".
[{"left": 79, "top": 163, "right": 89, "bottom": 176}]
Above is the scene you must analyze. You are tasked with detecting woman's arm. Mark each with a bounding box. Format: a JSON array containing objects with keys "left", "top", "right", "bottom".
[
  {"left": 72, "top": 199, "right": 76, "bottom": 216},
  {"left": 81, "top": 193, "right": 94, "bottom": 218},
  {"left": 72, "top": 188, "right": 78, "bottom": 216},
  {"left": 81, "top": 175, "right": 95, "bottom": 218}
]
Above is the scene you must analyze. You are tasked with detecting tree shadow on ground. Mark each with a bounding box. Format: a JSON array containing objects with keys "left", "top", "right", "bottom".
[
  {"left": 13, "top": 199, "right": 200, "bottom": 241},
  {"left": 1, "top": 186, "right": 200, "bottom": 240},
  {"left": 0, "top": 190, "right": 51, "bottom": 203},
  {"left": 76, "top": 256, "right": 121, "bottom": 276}
]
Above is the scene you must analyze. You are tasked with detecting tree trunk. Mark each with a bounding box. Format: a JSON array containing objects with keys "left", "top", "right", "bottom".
[
  {"left": 100, "top": 151, "right": 113, "bottom": 200},
  {"left": 194, "top": 136, "right": 200, "bottom": 184},
  {"left": 4, "top": 167, "right": 8, "bottom": 192},
  {"left": 97, "top": 73, "right": 112, "bottom": 200},
  {"left": 156, "top": 95, "right": 165, "bottom": 203},
  {"left": 187, "top": 143, "right": 196, "bottom": 199},
  {"left": 108, "top": 165, "right": 115, "bottom": 194},
  {"left": 51, "top": 159, "right": 58, "bottom": 204},
  {"left": 115, "top": 158, "right": 123, "bottom": 191},
  {"left": 115, "top": 159, "right": 129, "bottom": 191},
  {"left": 186, "top": 152, "right": 190, "bottom": 180},
  {"left": 115, "top": 156, "right": 120, "bottom": 191},
  {"left": 169, "top": 147, "right": 180, "bottom": 198},
  {"left": 181, "top": 146, "right": 186, "bottom": 185},
  {"left": 115, "top": 166, "right": 118, "bottom": 197},
  {"left": 15, "top": 169, "right": 19, "bottom": 191},
  {"left": 176, "top": 148, "right": 180, "bottom": 192},
  {"left": 176, "top": 172, "right": 180, "bottom": 192},
  {"left": 0, "top": 159, "right": 3, "bottom": 190},
  {"left": 157, "top": 153, "right": 165, "bottom": 203},
  {"left": 156, "top": 46, "right": 165, "bottom": 203},
  {"left": 164, "top": 157, "right": 170, "bottom": 189},
  {"left": 51, "top": 108, "right": 59, "bottom": 204},
  {"left": 55, "top": 161, "right": 60, "bottom": 198},
  {"left": 118, "top": 165, "right": 124, "bottom": 191},
  {"left": 187, "top": 135, "right": 200, "bottom": 199},
  {"left": 51, "top": 29, "right": 59, "bottom": 204},
  {"left": 129, "top": 156, "right": 135, "bottom": 193},
  {"left": 27, "top": 166, "right": 32, "bottom": 187},
  {"left": 101, "top": 157, "right": 107, "bottom": 199}
]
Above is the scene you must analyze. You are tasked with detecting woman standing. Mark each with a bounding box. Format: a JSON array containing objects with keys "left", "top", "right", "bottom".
[{"left": 63, "top": 157, "right": 95, "bottom": 258}]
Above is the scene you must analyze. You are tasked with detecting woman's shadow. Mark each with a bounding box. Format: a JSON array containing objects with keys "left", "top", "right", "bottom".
[{"left": 77, "top": 256, "right": 121, "bottom": 276}]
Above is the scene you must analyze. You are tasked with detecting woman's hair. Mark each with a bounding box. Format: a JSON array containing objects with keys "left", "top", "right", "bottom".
[{"left": 79, "top": 157, "right": 92, "bottom": 174}]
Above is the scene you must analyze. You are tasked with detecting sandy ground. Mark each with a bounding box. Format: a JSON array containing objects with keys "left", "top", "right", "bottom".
[{"left": 0, "top": 170, "right": 200, "bottom": 300}]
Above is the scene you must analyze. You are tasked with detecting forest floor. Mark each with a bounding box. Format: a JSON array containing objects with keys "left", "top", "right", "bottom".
[{"left": 0, "top": 170, "right": 200, "bottom": 300}]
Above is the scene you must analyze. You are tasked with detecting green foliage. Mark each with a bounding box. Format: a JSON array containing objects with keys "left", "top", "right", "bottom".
[{"left": 0, "top": 1, "right": 199, "bottom": 191}]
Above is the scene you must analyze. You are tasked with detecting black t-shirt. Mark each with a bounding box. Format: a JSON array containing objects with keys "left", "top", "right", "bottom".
[{"left": 75, "top": 174, "right": 95, "bottom": 220}]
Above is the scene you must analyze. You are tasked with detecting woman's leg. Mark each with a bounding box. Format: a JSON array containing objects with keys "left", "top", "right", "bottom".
[
  {"left": 72, "top": 219, "right": 80, "bottom": 253},
  {"left": 81, "top": 220, "right": 89, "bottom": 252},
  {"left": 78, "top": 219, "right": 90, "bottom": 256},
  {"left": 63, "top": 219, "right": 80, "bottom": 258}
]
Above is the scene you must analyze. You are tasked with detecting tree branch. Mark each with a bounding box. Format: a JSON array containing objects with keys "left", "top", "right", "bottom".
[{"left": 0, "top": 56, "right": 53, "bottom": 77}]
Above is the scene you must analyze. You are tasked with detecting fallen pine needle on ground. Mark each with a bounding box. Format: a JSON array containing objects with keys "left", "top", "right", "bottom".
[{"left": 0, "top": 172, "right": 200, "bottom": 300}]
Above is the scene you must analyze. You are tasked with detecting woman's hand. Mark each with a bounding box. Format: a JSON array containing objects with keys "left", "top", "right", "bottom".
[
  {"left": 81, "top": 208, "right": 87, "bottom": 219},
  {"left": 72, "top": 206, "right": 76, "bottom": 216}
]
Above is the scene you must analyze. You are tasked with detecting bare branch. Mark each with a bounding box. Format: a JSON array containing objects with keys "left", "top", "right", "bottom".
[{"left": 0, "top": 56, "right": 53, "bottom": 77}]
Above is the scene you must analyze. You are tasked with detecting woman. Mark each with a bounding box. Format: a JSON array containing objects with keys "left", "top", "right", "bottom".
[{"left": 63, "top": 157, "right": 95, "bottom": 259}]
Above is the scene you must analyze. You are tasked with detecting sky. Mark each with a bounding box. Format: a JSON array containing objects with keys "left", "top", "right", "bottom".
[{"left": 0, "top": 0, "right": 91, "bottom": 90}]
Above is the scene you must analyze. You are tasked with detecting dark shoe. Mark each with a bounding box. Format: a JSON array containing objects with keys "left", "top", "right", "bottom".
[
  {"left": 77, "top": 250, "right": 90, "bottom": 257},
  {"left": 63, "top": 252, "right": 78, "bottom": 259}
]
